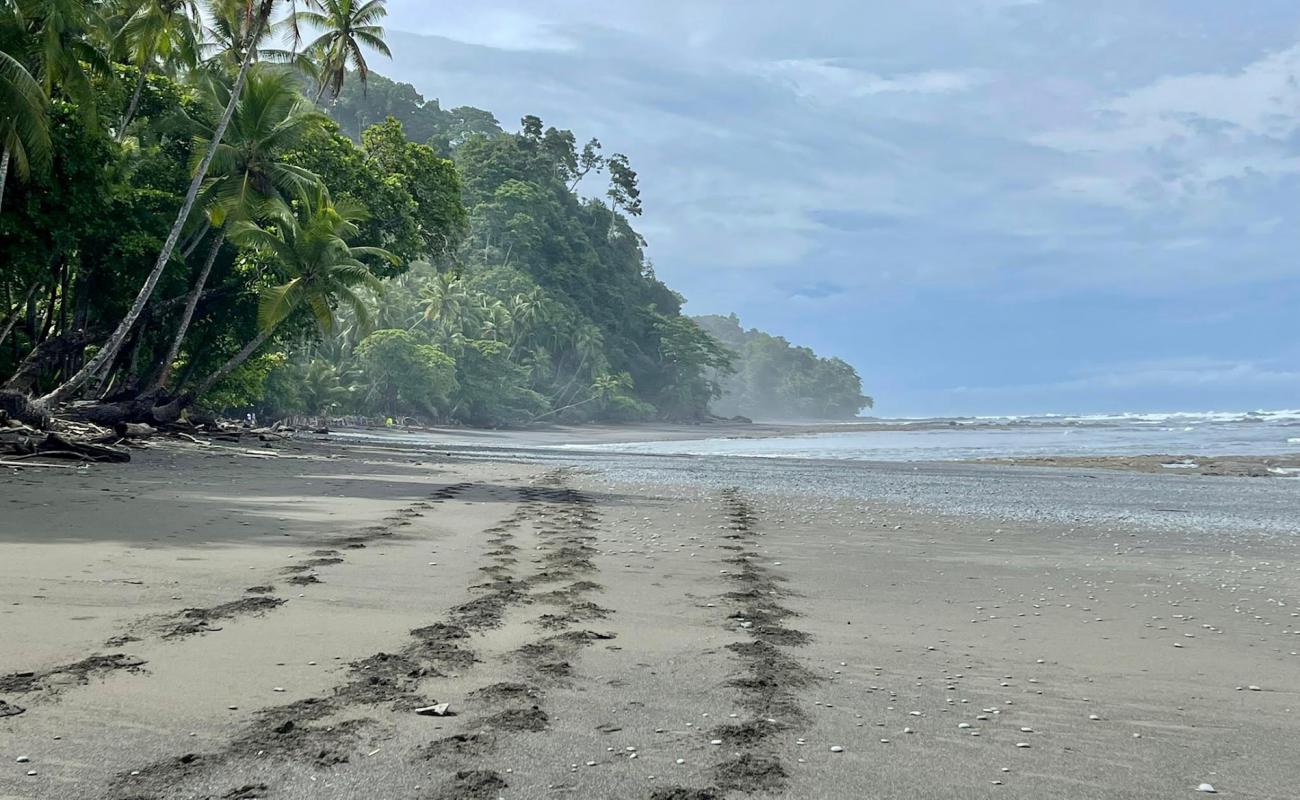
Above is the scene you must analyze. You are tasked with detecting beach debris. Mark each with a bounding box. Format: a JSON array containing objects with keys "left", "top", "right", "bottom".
[
  {"left": 415, "top": 703, "right": 453, "bottom": 717},
  {"left": 0, "top": 700, "right": 25, "bottom": 717},
  {"left": 1196, "top": 784, "right": 1217, "bottom": 793},
  {"left": 829, "top": 745, "right": 844, "bottom": 753},
  {"left": 1015, "top": 742, "right": 1030, "bottom": 748},
  {"left": 16, "top": 756, "right": 30, "bottom": 763}
]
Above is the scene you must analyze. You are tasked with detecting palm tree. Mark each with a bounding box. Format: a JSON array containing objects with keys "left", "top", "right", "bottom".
[
  {"left": 0, "top": 42, "right": 50, "bottom": 213},
  {"left": 41, "top": 0, "right": 282, "bottom": 406},
  {"left": 416, "top": 272, "right": 467, "bottom": 342},
  {"left": 21, "top": 0, "right": 112, "bottom": 120},
  {"left": 554, "top": 323, "right": 604, "bottom": 404},
  {"left": 150, "top": 64, "right": 324, "bottom": 390},
  {"left": 292, "top": 0, "right": 390, "bottom": 102},
  {"left": 181, "top": 192, "right": 392, "bottom": 404},
  {"left": 114, "top": 0, "right": 201, "bottom": 140}
]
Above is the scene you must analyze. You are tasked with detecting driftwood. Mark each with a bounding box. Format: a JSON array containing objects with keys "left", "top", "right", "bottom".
[
  {"left": 2, "top": 328, "right": 106, "bottom": 394},
  {"left": 0, "top": 390, "right": 50, "bottom": 429},
  {"left": 0, "top": 426, "right": 130, "bottom": 463}
]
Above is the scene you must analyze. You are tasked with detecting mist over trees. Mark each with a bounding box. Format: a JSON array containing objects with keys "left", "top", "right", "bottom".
[
  {"left": 0, "top": 0, "right": 733, "bottom": 427},
  {"left": 694, "top": 314, "right": 872, "bottom": 421}
]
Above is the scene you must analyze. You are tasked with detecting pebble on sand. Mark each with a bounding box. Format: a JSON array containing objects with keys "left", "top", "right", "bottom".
[
  {"left": 16, "top": 756, "right": 30, "bottom": 763},
  {"left": 830, "top": 745, "right": 844, "bottom": 752},
  {"left": 1196, "top": 784, "right": 1217, "bottom": 793}
]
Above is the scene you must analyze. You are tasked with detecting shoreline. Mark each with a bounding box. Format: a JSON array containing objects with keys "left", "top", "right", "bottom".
[
  {"left": 2, "top": 436, "right": 1297, "bottom": 798},
  {"left": 327, "top": 422, "right": 1300, "bottom": 479}
]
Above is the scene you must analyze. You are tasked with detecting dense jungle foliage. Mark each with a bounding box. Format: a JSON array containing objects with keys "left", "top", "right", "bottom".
[
  {"left": 1, "top": 0, "right": 866, "bottom": 426},
  {"left": 694, "top": 314, "right": 872, "bottom": 420}
]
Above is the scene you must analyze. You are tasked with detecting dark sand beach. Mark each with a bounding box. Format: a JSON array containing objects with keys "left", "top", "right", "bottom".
[{"left": 2, "top": 433, "right": 1298, "bottom": 799}]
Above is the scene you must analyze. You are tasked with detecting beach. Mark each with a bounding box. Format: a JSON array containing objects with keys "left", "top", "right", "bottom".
[{"left": 2, "top": 433, "right": 1298, "bottom": 799}]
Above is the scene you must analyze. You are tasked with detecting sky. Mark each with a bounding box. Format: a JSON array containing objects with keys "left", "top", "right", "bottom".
[{"left": 378, "top": 0, "right": 1300, "bottom": 417}]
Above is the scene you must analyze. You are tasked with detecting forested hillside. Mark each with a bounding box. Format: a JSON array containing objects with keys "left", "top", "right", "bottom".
[
  {"left": 694, "top": 314, "right": 872, "bottom": 420},
  {"left": 0, "top": 0, "right": 732, "bottom": 427}
]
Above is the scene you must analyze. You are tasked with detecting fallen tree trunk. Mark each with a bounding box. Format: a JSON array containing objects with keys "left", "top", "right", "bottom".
[
  {"left": 2, "top": 328, "right": 106, "bottom": 394},
  {"left": 0, "top": 390, "right": 49, "bottom": 429},
  {"left": 0, "top": 426, "right": 130, "bottom": 463}
]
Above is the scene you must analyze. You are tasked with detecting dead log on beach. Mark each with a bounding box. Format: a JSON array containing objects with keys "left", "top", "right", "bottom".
[
  {"left": 0, "top": 425, "right": 130, "bottom": 463},
  {"left": 0, "top": 390, "right": 50, "bottom": 429}
]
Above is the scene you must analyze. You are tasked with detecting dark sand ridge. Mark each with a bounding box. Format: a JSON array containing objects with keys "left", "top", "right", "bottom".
[{"left": 1, "top": 434, "right": 1298, "bottom": 798}]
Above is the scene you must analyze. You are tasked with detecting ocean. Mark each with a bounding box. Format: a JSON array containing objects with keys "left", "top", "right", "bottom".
[{"left": 564, "top": 409, "right": 1300, "bottom": 463}]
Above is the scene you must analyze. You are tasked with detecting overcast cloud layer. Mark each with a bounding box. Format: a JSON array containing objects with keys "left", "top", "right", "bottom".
[{"left": 381, "top": 0, "right": 1300, "bottom": 416}]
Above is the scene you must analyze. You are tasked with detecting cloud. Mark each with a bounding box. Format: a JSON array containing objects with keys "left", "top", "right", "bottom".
[
  {"left": 381, "top": 2, "right": 1300, "bottom": 413},
  {"left": 756, "top": 60, "right": 987, "bottom": 103}
]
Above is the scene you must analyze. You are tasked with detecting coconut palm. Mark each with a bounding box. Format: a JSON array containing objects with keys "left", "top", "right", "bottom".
[
  {"left": 20, "top": 0, "right": 112, "bottom": 119},
  {"left": 292, "top": 0, "right": 390, "bottom": 102},
  {"left": 114, "top": 0, "right": 201, "bottom": 139},
  {"left": 0, "top": 42, "right": 50, "bottom": 213},
  {"left": 150, "top": 64, "right": 324, "bottom": 390},
  {"left": 554, "top": 323, "right": 604, "bottom": 404},
  {"left": 416, "top": 272, "right": 467, "bottom": 342},
  {"left": 42, "top": 0, "right": 282, "bottom": 406},
  {"left": 181, "top": 192, "right": 393, "bottom": 404}
]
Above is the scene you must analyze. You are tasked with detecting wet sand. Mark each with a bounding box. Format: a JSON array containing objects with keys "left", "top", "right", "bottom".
[{"left": 1, "top": 436, "right": 1298, "bottom": 799}]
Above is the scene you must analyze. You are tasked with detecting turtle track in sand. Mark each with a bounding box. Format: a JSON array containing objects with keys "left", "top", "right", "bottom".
[
  {"left": 101, "top": 481, "right": 512, "bottom": 799},
  {"left": 652, "top": 488, "right": 816, "bottom": 799},
  {"left": 416, "top": 471, "right": 614, "bottom": 798}
]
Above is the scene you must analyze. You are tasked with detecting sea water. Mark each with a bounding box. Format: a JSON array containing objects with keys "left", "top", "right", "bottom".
[{"left": 570, "top": 409, "right": 1300, "bottom": 462}]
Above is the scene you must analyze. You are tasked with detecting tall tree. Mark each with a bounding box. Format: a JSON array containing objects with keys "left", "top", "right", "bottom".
[
  {"left": 114, "top": 0, "right": 200, "bottom": 139},
  {"left": 182, "top": 192, "right": 391, "bottom": 404},
  {"left": 0, "top": 44, "right": 50, "bottom": 212},
  {"left": 151, "top": 64, "right": 324, "bottom": 390},
  {"left": 293, "top": 0, "right": 390, "bottom": 102},
  {"left": 41, "top": 0, "right": 281, "bottom": 406}
]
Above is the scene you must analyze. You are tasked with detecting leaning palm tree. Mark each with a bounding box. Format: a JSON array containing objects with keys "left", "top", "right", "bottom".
[
  {"left": 292, "top": 0, "right": 390, "bottom": 102},
  {"left": 180, "top": 192, "right": 393, "bottom": 405},
  {"left": 149, "top": 64, "right": 324, "bottom": 390},
  {"left": 41, "top": 0, "right": 283, "bottom": 406},
  {"left": 114, "top": 0, "right": 201, "bottom": 139}
]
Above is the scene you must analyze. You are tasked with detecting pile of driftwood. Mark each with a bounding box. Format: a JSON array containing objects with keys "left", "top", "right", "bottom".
[
  {"left": 0, "top": 420, "right": 136, "bottom": 464},
  {"left": 0, "top": 390, "right": 306, "bottom": 467}
]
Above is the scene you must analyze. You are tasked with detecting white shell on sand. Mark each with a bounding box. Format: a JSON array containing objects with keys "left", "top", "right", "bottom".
[
  {"left": 1015, "top": 742, "right": 1030, "bottom": 748},
  {"left": 1196, "top": 784, "right": 1217, "bottom": 793},
  {"left": 830, "top": 745, "right": 844, "bottom": 752}
]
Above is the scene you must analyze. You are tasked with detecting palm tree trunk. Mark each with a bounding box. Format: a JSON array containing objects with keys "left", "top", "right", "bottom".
[
  {"left": 116, "top": 66, "right": 149, "bottom": 142},
  {"left": 0, "top": 280, "right": 40, "bottom": 351},
  {"left": 39, "top": 10, "right": 272, "bottom": 407},
  {"left": 0, "top": 148, "right": 10, "bottom": 215},
  {"left": 189, "top": 326, "right": 274, "bottom": 402},
  {"left": 553, "top": 352, "right": 589, "bottom": 405},
  {"left": 181, "top": 220, "right": 212, "bottom": 260},
  {"left": 151, "top": 230, "right": 224, "bottom": 391}
]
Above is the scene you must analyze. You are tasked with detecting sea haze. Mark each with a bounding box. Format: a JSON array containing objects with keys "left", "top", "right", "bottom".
[{"left": 563, "top": 409, "right": 1300, "bottom": 462}]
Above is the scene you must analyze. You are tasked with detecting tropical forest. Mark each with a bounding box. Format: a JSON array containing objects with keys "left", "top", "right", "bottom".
[{"left": 0, "top": 0, "right": 870, "bottom": 428}]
